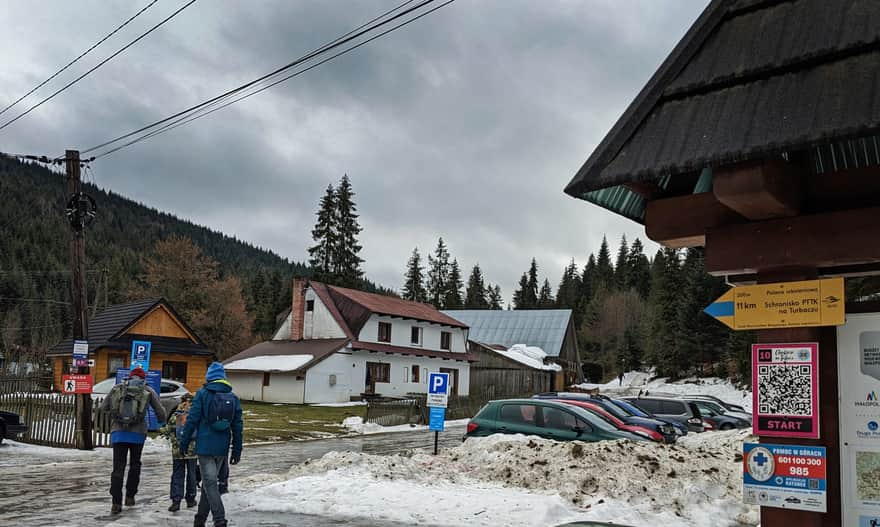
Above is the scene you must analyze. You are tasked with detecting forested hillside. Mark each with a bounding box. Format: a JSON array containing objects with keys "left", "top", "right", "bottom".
[{"left": 0, "top": 155, "right": 383, "bottom": 360}]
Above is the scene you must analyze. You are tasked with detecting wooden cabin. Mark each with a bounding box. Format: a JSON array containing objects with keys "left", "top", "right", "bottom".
[{"left": 48, "top": 298, "right": 213, "bottom": 392}]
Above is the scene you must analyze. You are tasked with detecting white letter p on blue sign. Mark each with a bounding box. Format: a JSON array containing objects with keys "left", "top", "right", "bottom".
[{"left": 429, "top": 372, "right": 448, "bottom": 395}]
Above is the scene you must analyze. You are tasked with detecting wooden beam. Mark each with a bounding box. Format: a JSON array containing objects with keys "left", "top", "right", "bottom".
[
  {"left": 713, "top": 159, "right": 802, "bottom": 220},
  {"left": 705, "top": 206, "right": 880, "bottom": 275},
  {"left": 644, "top": 192, "right": 744, "bottom": 249},
  {"left": 806, "top": 165, "right": 880, "bottom": 211}
]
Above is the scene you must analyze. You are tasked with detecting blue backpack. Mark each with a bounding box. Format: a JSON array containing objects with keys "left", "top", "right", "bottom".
[{"left": 205, "top": 391, "right": 236, "bottom": 431}]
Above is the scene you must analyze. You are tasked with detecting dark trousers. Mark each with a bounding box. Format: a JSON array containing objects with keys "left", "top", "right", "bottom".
[
  {"left": 196, "top": 455, "right": 226, "bottom": 524},
  {"left": 218, "top": 457, "right": 229, "bottom": 492},
  {"left": 171, "top": 458, "right": 198, "bottom": 502},
  {"left": 110, "top": 442, "right": 144, "bottom": 504}
]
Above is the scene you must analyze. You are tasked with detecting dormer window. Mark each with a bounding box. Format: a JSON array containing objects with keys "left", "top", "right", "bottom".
[
  {"left": 378, "top": 322, "right": 392, "bottom": 343},
  {"left": 411, "top": 326, "right": 423, "bottom": 346}
]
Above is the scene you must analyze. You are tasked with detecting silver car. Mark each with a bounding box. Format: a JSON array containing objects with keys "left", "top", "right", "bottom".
[{"left": 91, "top": 377, "right": 190, "bottom": 416}]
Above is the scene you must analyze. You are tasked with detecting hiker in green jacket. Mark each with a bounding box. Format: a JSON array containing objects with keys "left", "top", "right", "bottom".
[{"left": 159, "top": 392, "right": 198, "bottom": 512}]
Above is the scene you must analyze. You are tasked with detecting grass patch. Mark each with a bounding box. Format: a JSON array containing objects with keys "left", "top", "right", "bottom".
[{"left": 240, "top": 401, "right": 365, "bottom": 444}]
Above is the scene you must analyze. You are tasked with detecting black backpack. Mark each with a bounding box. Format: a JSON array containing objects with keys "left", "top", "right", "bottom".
[{"left": 205, "top": 391, "right": 236, "bottom": 431}]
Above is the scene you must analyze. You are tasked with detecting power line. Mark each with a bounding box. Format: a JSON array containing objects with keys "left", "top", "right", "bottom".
[
  {"left": 0, "top": 0, "right": 161, "bottom": 119},
  {"left": 85, "top": 0, "right": 455, "bottom": 158},
  {"left": 93, "top": 0, "right": 457, "bottom": 159},
  {"left": 0, "top": 0, "right": 197, "bottom": 132}
]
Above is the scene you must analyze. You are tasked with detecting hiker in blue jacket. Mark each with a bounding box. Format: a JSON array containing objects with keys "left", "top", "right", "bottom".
[{"left": 179, "top": 362, "right": 243, "bottom": 527}]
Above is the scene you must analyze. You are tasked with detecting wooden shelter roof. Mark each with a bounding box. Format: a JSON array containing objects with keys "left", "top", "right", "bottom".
[{"left": 564, "top": 0, "right": 880, "bottom": 222}]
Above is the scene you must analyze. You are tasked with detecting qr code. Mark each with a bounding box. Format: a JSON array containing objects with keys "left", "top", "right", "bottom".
[{"left": 757, "top": 364, "right": 812, "bottom": 416}]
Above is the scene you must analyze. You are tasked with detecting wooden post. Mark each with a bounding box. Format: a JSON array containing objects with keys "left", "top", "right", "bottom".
[
  {"left": 66, "top": 149, "right": 93, "bottom": 450},
  {"left": 755, "top": 267, "right": 840, "bottom": 527}
]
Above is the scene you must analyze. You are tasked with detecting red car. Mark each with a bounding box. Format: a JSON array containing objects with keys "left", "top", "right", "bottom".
[{"left": 558, "top": 399, "right": 664, "bottom": 442}]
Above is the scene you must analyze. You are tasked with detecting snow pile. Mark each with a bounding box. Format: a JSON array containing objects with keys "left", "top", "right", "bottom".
[
  {"left": 497, "top": 344, "right": 562, "bottom": 371},
  {"left": 224, "top": 354, "right": 313, "bottom": 372},
  {"left": 342, "top": 416, "right": 468, "bottom": 435},
  {"left": 237, "top": 431, "right": 757, "bottom": 526}
]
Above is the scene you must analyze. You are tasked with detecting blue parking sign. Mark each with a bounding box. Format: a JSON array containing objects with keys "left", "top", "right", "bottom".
[
  {"left": 428, "top": 372, "right": 449, "bottom": 395},
  {"left": 429, "top": 406, "right": 446, "bottom": 432}
]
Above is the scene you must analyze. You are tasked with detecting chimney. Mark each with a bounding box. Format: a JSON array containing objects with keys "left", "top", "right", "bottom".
[{"left": 291, "top": 277, "right": 306, "bottom": 340}]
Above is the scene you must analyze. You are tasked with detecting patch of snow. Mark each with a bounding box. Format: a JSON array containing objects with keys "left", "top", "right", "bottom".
[
  {"left": 342, "top": 416, "right": 469, "bottom": 435},
  {"left": 224, "top": 354, "right": 314, "bottom": 372},
  {"left": 252, "top": 432, "right": 757, "bottom": 526},
  {"left": 310, "top": 401, "right": 367, "bottom": 407},
  {"left": 496, "top": 344, "right": 562, "bottom": 371}
]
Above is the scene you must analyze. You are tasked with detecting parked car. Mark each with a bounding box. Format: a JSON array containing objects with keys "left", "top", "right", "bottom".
[
  {"left": 91, "top": 376, "right": 190, "bottom": 416},
  {"left": 533, "top": 392, "right": 678, "bottom": 443},
  {"left": 606, "top": 398, "right": 688, "bottom": 437},
  {"left": 622, "top": 396, "right": 705, "bottom": 433},
  {"left": 556, "top": 399, "right": 664, "bottom": 442},
  {"left": 681, "top": 398, "right": 750, "bottom": 430},
  {"left": 0, "top": 410, "right": 27, "bottom": 444},
  {"left": 682, "top": 397, "right": 752, "bottom": 423},
  {"left": 688, "top": 394, "right": 747, "bottom": 413},
  {"left": 465, "top": 399, "right": 646, "bottom": 442}
]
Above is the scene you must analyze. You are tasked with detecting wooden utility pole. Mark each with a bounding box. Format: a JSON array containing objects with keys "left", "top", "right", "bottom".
[{"left": 66, "top": 149, "right": 93, "bottom": 450}]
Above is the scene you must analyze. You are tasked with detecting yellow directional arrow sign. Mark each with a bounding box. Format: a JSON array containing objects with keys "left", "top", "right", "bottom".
[{"left": 704, "top": 277, "right": 845, "bottom": 330}]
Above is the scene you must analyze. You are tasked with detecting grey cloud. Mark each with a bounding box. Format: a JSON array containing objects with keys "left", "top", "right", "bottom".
[{"left": 0, "top": 0, "right": 707, "bottom": 299}]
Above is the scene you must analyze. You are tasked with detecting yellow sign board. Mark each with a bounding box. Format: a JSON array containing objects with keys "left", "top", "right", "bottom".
[{"left": 704, "top": 278, "right": 845, "bottom": 330}]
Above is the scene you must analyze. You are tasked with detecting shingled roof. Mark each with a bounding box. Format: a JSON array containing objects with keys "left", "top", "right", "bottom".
[
  {"left": 48, "top": 298, "right": 210, "bottom": 357},
  {"left": 564, "top": 0, "right": 880, "bottom": 221}
]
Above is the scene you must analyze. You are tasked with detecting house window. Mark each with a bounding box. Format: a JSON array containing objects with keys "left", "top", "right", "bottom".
[
  {"left": 411, "top": 326, "right": 422, "bottom": 345},
  {"left": 107, "top": 353, "right": 127, "bottom": 378},
  {"left": 263, "top": 372, "right": 271, "bottom": 386},
  {"left": 366, "top": 362, "right": 390, "bottom": 383},
  {"left": 378, "top": 322, "right": 392, "bottom": 343},
  {"left": 162, "top": 361, "right": 188, "bottom": 383},
  {"left": 440, "top": 367, "right": 459, "bottom": 396},
  {"left": 306, "top": 300, "right": 315, "bottom": 312},
  {"left": 411, "top": 365, "right": 420, "bottom": 383},
  {"left": 440, "top": 331, "right": 452, "bottom": 351}
]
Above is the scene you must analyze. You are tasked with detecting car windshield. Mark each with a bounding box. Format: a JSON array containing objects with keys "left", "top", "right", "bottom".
[
  {"left": 613, "top": 400, "right": 648, "bottom": 417},
  {"left": 567, "top": 405, "right": 618, "bottom": 433},
  {"left": 596, "top": 400, "right": 629, "bottom": 419},
  {"left": 92, "top": 378, "right": 116, "bottom": 393}
]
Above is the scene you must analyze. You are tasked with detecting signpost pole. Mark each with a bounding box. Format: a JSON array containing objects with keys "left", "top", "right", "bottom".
[{"left": 434, "top": 431, "right": 438, "bottom": 456}]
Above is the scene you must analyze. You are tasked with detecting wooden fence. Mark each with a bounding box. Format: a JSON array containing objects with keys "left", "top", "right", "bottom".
[
  {"left": 364, "top": 397, "right": 421, "bottom": 426},
  {"left": 0, "top": 393, "right": 113, "bottom": 448},
  {"left": 0, "top": 374, "right": 54, "bottom": 394}
]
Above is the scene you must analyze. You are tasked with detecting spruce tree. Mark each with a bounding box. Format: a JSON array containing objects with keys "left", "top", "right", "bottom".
[
  {"left": 512, "top": 273, "right": 530, "bottom": 309},
  {"left": 426, "top": 238, "right": 451, "bottom": 308},
  {"left": 307, "top": 184, "right": 337, "bottom": 283},
  {"left": 401, "top": 248, "right": 427, "bottom": 302},
  {"left": 332, "top": 175, "right": 364, "bottom": 288},
  {"left": 538, "top": 278, "right": 555, "bottom": 307},
  {"left": 487, "top": 284, "right": 503, "bottom": 310},
  {"left": 595, "top": 237, "right": 614, "bottom": 291},
  {"left": 464, "top": 264, "right": 489, "bottom": 309},
  {"left": 645, "top": 248, "right": 684, "bottom": 378},
  {"left": 444, "top": 260, "right": 465, "bottom": 309},
  {"left": 626, "top": 238, "right": 651, "bottom": 299},
  {"left": 555, "top": 259, "right": 581, "bottom": 309},
  {"left": 677, "top": 248, "right": 729, "bottom": 375},
  {"left": 614, "top": 235, "right": 629, "bottom": 290},
  {"left": 525, "top": 258, "right": 540, "bottom": 307}
]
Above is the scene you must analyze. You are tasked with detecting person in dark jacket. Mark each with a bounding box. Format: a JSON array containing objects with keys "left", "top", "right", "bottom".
[
  {"left": 99, "top": 367, "right": 166, "bottom": 514},
  {"left": 179, "top": 362, "right": 243, "bottom": 527}
]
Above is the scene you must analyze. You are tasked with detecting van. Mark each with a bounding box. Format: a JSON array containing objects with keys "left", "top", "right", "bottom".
[{"left": 621, "top": 396, "right": 705, "bottom": 433}]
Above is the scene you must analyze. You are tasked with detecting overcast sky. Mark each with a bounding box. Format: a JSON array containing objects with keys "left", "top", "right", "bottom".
[{"left": 0, "top": 0, "right": 707, "bottom": 300}]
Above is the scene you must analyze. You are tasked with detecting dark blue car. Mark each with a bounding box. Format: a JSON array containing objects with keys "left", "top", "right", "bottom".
[
  {"left": 607, "top": 398, "right": 689, "bottom": 437},
  {"left": 532, "top": 392, "right": 679, "bottom": 443}
]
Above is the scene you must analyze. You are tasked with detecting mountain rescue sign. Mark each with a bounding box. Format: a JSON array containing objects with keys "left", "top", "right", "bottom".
[{"left": 704, "top": 278, "right": 844, "bottom": 331}]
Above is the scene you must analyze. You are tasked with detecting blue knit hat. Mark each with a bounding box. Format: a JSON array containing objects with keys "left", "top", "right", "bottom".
[{"left": 206, "top": 362, "right": 227, "bottom": 382}]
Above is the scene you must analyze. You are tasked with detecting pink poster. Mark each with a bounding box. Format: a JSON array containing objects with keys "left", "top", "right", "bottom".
[{"left": 752, "top": 342, "right": 820, "bottom": 439}]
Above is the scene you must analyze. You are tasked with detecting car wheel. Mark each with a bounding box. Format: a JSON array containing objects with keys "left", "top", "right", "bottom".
[
  {"left": 0, "top": 423, "right": 5, "bottom": 445},
  {"left": 720, "top": 423, "right": 734, "bottom": 431}
]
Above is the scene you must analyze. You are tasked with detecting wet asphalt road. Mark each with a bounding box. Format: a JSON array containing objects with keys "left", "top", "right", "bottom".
[{"left": 0, "top": 426, "right": 466, "bottom": 527}]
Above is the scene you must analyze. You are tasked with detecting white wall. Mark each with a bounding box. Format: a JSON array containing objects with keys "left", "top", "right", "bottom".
[
  {"left": 346, "top": 349, "right": 470, "bottom": 398},
  {"left": 226, "top": 371, "right": 305, "bottom": 404},
  {"left": 304, "top": 351, "right": 353, "bottom": 404},
  {"left": 304, "top": 288, "right": 347, "bottom": 339},
  {"left": 358, "top": 315, "right": 468, "bottom": 354}
]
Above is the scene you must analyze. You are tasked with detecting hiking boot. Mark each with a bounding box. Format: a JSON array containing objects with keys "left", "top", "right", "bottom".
[
  {"left": 193, "top": 518, "right": 207, "bottom": 527},
  {"left": 168, "top": 501, "right": 180, "bottom": 512},
  {"left": 186, "top": 497, "right": 197, "bottom": 508},
  {"left": 213, "top": 520, "right": 228, "bottom": 527},
  {"left": 111, "top": 503, "right": 122, "bottom": 515},
  {"left": 219, "top": 486, "right": 228, "bottom": 495},
  {"left": 124, "top": 496, "right": 135, "bottom": 507}
]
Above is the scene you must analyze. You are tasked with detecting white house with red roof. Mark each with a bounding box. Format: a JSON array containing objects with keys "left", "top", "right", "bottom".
[{"left": 224, "top": 278, "right": 472, "bottom": 404}]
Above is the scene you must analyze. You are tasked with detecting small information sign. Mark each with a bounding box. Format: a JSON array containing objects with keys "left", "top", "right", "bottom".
[
  {"left": 752, "top": 343, "right": 820, "bottom": 439},
  {"left": 429, "top": 407, "right": 446, "bottom": 432},
  {"left": 61, "top": 374, "right": 93, "bottom": 394},
  {"left": 72, "top": 340, "right": 88, "bottom": 359},
  {"left": 743, "top": 442, "right": 827, "bottom": 513}
]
